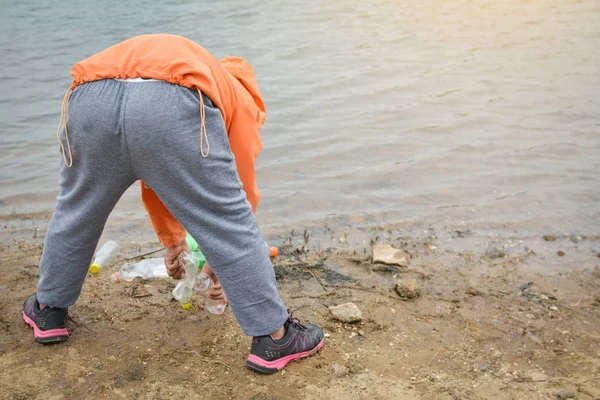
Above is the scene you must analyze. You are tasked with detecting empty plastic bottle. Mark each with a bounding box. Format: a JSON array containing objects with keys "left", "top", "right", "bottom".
[
  {"left": 193, "top": 272, "right": 226, "bottom": 314},
  {"left": 111, "top": 258, "right": 169, "bottom": 282},
  {"left": 89, "top": 240, "right": 119, "bottom": 274},
  {"left": 172, "top": 251, "right": 200, "bottom": 309}
]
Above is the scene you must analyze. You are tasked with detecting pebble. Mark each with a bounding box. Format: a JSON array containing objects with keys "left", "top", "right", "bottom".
[
  {"left": 394, "top": 278, "right": 422, "bottom": 299},
  {"left": 554, "top": 390, "right": 575, "bottom": 399},
  {"left": 543, "top": 235, "right": 557, "bottom": 241},
  {"left": 324, "top": 333, "right": 331, "bottom": 338},
  {"left": 331, "top": 362, "right": 348, "bottom": 378},
  {"left": 528, "top": 371, "right": 548, "bottom": 382},
  {"left": 557, "top": 250, "right": 566, "bottom": 257},
  {"left": 372, "top": 244, "right": 409, "bottom": 267},
  {"left": 329, "top": 302, "right": 363, "bottom": 323},
  {"left": 485, "top": 247, "right": 506, "bottom": 259},
  {"left": 549, "top": 306, "right": 559, "bottom": 311},
  {"left": 466, "top": 286, "right": 481, "bottom": 296},
  {"left": 526, "top": 332, "right": 543, "bottom": 346}
]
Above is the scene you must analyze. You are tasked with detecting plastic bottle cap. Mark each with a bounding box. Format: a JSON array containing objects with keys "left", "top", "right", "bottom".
[
  {"left": 181, "top": 302, "right": 193, "bottom": 310},
  {"left": 269, "top": 247, "right": 279, "bottom": 258},
  {"left": 89, "top": 264, "right": 101, "bottom": 274}
]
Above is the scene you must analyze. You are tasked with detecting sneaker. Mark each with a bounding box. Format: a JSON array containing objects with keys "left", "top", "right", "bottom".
[
  {"left": 22, "top": 293, "right": 69, "bottom": 343},
  {"left": 246, "top": 314, "right": 325, "bottom": 374}
]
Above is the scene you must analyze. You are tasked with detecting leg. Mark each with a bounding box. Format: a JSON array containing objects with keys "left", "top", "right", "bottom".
[
  {"left": 37, "top": 80, "right": 137, "bottom": 308},
  {"left": 125, "top": 82, "right": 288, "bottom": 336}
]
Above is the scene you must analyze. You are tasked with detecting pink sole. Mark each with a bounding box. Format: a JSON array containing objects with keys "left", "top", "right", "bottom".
[
  {"left": 247, "top": 339, "right": 325, "bottom": 371},
  {"left": 22, "top": 312, "right": 69, "bottom": 339}
]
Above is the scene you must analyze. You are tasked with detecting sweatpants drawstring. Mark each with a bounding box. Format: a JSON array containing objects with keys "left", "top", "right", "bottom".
[
  {"left": 56, "top": 88, "right": 74, "bottom": 167},
  {"left": 196, "top": 88, "right": 210, "bottom": 158},
  {"left": 56, "top": 86, "right": 209, "bottom": 165}
]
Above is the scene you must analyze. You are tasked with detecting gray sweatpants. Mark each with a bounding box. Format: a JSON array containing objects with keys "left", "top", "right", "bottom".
[{"left": 37, "top": 79, "right": 288, "bottom": 336}]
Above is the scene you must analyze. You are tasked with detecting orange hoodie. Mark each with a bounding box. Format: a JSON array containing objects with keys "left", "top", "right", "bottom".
[{"left": 69, "top": 34, "right": 266, "bottom": 247}]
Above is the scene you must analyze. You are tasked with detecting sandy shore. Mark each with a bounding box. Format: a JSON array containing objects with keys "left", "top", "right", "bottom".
[{"left": 1, "top": 213, "right": 599, "bottom": 400}]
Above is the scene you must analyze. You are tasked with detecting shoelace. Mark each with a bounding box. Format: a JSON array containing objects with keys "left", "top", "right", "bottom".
[{"left": 287, "top": 311, "right": 307, "bottom": 332}]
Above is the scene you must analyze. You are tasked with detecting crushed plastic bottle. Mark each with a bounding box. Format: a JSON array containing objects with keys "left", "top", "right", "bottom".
[
  {"left": 172, "top": 251, "right": 200, "bottom": 309},
  {"left": 193, "top": 272, "right": 227, "bottom": 314},
  {"left": 89, "top": 240, "right": 119, "bottom": 274},
  {"left": 111, "top": 258, "right": 169, "bottom": 282}
]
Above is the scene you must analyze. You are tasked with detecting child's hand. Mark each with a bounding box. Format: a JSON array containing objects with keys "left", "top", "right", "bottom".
[
  {"left": 164, "top": 239, "right": 190, "bottom": 280},
  {"left": 203, "top": 263, "right": 227, "bottom": 303}
]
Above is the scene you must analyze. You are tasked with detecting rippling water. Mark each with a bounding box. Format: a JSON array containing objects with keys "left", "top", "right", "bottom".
[{"left": 1, "top": 0, "right": 599, "bottom": 234}]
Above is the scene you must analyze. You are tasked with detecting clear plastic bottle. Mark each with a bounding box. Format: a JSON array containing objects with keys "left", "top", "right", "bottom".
[
  {"left": 193, "top": 272, "right": 226, "bottom": 314},
  {"left": 111, "top": 258, "right": 169, "bottom": 282},
  {"left": 89, "top": 240, "right": 119, "bottom": 274},
  {"left": 172, "top": 252, "right": 200, "bottom": 309}
]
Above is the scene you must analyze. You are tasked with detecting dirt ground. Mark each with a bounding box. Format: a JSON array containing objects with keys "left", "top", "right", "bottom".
[{"left": 1, "top": 214, "right": 599, "bottom": 400}]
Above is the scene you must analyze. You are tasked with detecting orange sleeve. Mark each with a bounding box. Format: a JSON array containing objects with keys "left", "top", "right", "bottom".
[
  {"left": 228, "top": 106, "right": 263, "bottom": 213},
  {"left": 140, "top": 181, "right": 186, "bottom": 247}
]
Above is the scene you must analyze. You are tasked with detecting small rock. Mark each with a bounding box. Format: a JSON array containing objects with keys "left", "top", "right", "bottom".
[
  {"left": 554, "top": 390, "right": 575, "bottom": 399},
  {"left": 371, "top": 264, "right": 399, "bottom": 273},
  {"left": 597, "top": 251, "right": 600, "bottom": 259},
  {"left": 528, "top": 371, "right": 548, "bottom": 382},
  {"left": 594, "top": 294, "right": 600, "bottom": 306},
  {"left": 126, "top": 284, "right": 153, "bottom": 298},
  {"left": 519, "top": 281, "right": 534, "bottom": 291},
  {"left": 557, "top": 250, "right": 565, "bottom": 257},
  {"left": 372, "top": 244, "right": 409, "bottom": 267},
  {"left": 466, "top": 286, "right": 481, "bottom": 296},
  {"left": 394, "top": 279, "right": 422, "bottom": 299},
  {"left": 324, "top": 332, "right": 331, "bottom": 338},
  {"left": 349, "top": 332, "right": 357, "bottom": 339},
  {"left": 485, "top": 247, "right": 506, "bottom": 259},
  {"left": 549, "top": 306, "right": 559, "bottom": 311},
  {"left": 358, "top": 330, "right": 365, "bottom": 337},
  {"left": 542, "top": 292, "right": 558, "bottom": 300},
  {"left": 525, "top": 313, "right": 536, "bottom": 319},
  {"left": 543, "top": 235, "right": 557, "bottom": 242},
  {"left": 478, "top": 363, "right": 489, "bottom": 372},
  {"left": 329, "top": 303, "right": 363, "bottom": 323},
  {"left": 331, "top": 362, "right": 348, "bottom": 378},
  {"left": 526, "top": 332, "right": 543, "bottom": 346},
  {"left": 493, "top": 350, "right": 503, "bottom": 358}
]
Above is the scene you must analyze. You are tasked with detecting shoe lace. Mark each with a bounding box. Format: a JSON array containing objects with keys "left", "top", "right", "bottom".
[{"left": 287, "top": 310, "right": 307, "bottom": 332}]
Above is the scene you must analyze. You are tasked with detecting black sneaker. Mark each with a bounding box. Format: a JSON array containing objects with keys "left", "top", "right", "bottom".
[
  {"left": 22, "top": 293, "right": 69, "bottom": 343},
  {"left": 246, "top": 314, "right": 325, "bottom": 374}
]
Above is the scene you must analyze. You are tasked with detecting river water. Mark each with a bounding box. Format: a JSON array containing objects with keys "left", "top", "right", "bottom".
[{"left": 1, "top": 0, "right": 599, "bottom": 236}]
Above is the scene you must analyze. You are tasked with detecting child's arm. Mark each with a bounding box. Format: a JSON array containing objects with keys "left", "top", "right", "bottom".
[
  {"left": 140, "top": 181, "right": 187, "bottom": 247},
  {"left": 228, "top": 106, "right": 263, "bottom": 213}
]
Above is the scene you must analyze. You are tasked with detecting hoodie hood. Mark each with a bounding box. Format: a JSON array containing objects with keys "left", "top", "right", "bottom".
[{"left": 219, "top": 56, "right": 267, "bottom": 129}]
